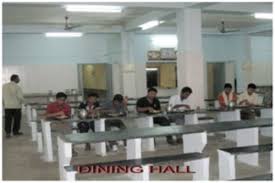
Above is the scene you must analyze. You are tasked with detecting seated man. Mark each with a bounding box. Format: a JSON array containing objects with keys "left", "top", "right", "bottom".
[
  {"left": 101, "top": 94, "right": 128, "bottom": 151},
  {"left": 45, "top": 92, "right": 71, "bottom": 119},
  {"left": 238, "top": 83, "right": 260, "bottom": 106},
  {"left": 168, "top": 87, "right": 192, "bottom": 144},
  {"left": 45, "top": 92, "right": 77, "bottom": 156},
  {"left": 169, "top": 87, "right": 192, "bottom": 110},
  {"left": 77, "top": 93, "right": 100, "bottom": 151},
  {"left": 136, "top": 87, "right": 177, "bottom": 145},
  {"left": 218, "top": 83, "right": 237, "bottom": 108},
  {"left": 238, "top": 83, "right": 261, "bottom": 119}
]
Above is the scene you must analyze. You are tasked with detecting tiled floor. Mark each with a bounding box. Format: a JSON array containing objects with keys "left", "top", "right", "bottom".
[{"left": 2, "top": 115, "right": 272, "bottom": 180}]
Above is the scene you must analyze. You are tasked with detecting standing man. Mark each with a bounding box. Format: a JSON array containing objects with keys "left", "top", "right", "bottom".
[
  {"left": 218, "top": 83, "right": 237, "bottom": 108},
  {"left": 3, "top": 74, "right": 24, "bottom": 138},
  {"left": 136, "top": 88, "right": 177, "bottom": 145},
  {"left": 168, "top": 87, "right": 193, "bottom": 110}
]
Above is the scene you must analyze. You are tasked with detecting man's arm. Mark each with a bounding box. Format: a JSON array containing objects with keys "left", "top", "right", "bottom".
[
  {"left": 172, "top": 104, "right": 191, "bottom": 109},
  {"left": 237, "top": 93, "right": 248, "bottom": 105},
  {"left": 16, "top": 86, "right": 25, "bottom": 104},
  {"left": 136, "top": 98, "right": 154, "bottom": 113},
  {"left": 44, "top": 111, "right": 65, "bottom": 118}
]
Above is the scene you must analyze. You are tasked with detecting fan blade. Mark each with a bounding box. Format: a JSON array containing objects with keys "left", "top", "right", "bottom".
[
  {"left": 64, "top": 24, "right": 82, "bottom": 30},
  {"left": 224, "top": 29, "right": 240, "bottom": 33}
]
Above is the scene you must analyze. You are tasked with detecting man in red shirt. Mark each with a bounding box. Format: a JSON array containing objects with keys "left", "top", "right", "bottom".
[
  {"left": 45, "top": 92, "right": 71, "bottom": 119},
  {"left": 218, "top": 83, "right": 237, "bottom": 108}
]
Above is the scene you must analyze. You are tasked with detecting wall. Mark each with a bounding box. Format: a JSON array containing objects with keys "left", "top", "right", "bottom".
[
  {"left": 2, "top": 64, "right": 78, "bottom": 93},
  {"left": 250, "top": 36, "right": 272, "bottom": 86},
  {"left": 3, "top": 33, "right": 121, "bottom": 94},
  {"left": 134, "top": 33, "right": 272, "bottom": 96},
  {"left": 3, "top": 32, "right": 272, "bottom": 97},
  {"left": 3, "top": 33, "right": 121, "bottom": 64}
]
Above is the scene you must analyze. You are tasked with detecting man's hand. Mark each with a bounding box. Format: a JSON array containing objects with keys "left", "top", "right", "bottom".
[
  {"left": 56, "top": 111, "right": 65, "bottom": 116},
  {"left": 55, "top": 115, "right": 68, "bottom": 119},
  {"left": 147, "top": 107, "right": 155, "bottom": 112},
  {"left": 240, "top": 99, "right": 249, "bottom": 105}
]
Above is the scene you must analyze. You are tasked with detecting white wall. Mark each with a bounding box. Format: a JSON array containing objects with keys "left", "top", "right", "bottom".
[
  {"left": 133, "top": 33, "right": 272, "bottom": 96},
  {"left": 3, "top": 33, "right": 272, "bottom": 97},
  {"left": 3, "top": 33, "right": 121, "bottom": 94},
  {"left": 3, "top": 33, "right": 121, "bottom": 64},
  {"left": 3, "top": 64, "right": 78, "bottom": 94},
  {"left": 250, "top": 36, "right": 272, "bottom": 86}
]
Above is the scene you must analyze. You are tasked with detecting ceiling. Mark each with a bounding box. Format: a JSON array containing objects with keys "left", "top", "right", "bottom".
[{"left": 3, "top": 2, "right": 272, "bottom": 33}]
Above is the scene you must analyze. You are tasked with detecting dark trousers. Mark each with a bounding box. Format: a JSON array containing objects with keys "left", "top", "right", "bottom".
[
  {"left": 5, "top": 109, "right": 22, "bottom": 135},
  {"left": 77, "top": 120, "right": 127, "bottom": 146},
  {"left": 153, "top": 117, "right": 173, "bottom": 141}
]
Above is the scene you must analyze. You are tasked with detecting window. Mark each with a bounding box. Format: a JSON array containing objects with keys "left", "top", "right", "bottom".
[
  {"left": 146, "top": 67, "right": 159, "bottom": 88},
  {"left": 146, "top": 63, "right": 177, "bottom": 89}
]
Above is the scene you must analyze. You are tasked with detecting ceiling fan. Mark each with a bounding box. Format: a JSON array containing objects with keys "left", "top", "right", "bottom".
[
  {"left": 64, "top": 16, "right": 81, "bottom": 30},
  {"left": 218, "top": 21, "right": 240, "bottom": 33}
]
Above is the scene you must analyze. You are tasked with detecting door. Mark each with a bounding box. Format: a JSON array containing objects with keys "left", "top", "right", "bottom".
[{"left": 207, "top": 62, "right": 236, "bottom": 99}]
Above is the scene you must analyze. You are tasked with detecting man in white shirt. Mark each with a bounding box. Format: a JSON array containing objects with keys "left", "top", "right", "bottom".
[
  {"left": 238, "top": 83, "right": 260, "bottom": 106},
  {"left": 168, "top": 87, "right": 192, "bottom": 110},
  {"left": 168, "top": 87, "right": 192, "bottom": 144},
  {"left": 3, "top": 74, "right": 24, "bottom": 138}
]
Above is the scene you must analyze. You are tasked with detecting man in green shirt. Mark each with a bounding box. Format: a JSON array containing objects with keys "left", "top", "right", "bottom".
[{"left": 3, "top": 74, "right": 24, "bottom": 138}]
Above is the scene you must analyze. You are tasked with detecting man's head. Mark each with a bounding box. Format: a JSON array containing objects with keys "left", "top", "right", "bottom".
[
  {"left": 113, "top": 94, "right": 124, "bottom": 106},
  {"left": 55, "top": 92, "right": 67, "bottom": 105},
  {"left": 87, "top": 93, "right": 99, "bottom": 104},
  {"left": 181, "top": 87, "right": 192, "bottom": 100},
  {"left": 247, "top": 83, "right": 256, "bottom": 95},
  {"left": 147, "top": 87, "right": 158, "bottom": 100},
  {"left": 224, "top": 83, "right": 233, "bottom": 95},
  {"left": 10, "top": 74, "right": 20, "bottom": 83}
]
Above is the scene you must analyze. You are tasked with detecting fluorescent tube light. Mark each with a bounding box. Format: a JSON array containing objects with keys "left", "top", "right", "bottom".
[
  {"left": 45, "top": 32, "right": 83, "bottom": 37},
  {"left": 139, "top": 20, "right": 164, "bottom": 30},
  {"left": 254, "top": 13, "right": 273, "bottom": 19},
  {"left": 146, "top": 68, "right": 158, "bottom": 71},
  {"left": 65, "top": 5, "right": 123, "bottom": 13}
]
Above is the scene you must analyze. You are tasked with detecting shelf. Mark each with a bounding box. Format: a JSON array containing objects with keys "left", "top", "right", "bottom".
[{"left": 147, "top": 60, "right": 177, "bottom": 63}]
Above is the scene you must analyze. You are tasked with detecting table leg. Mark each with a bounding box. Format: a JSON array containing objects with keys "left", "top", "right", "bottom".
[
  {"left": 217, "top": 110, "right": 241, "bottom": 141},
  {"left": 37, "top": 132, "right": 43, "bottom": 153},
  {"left": 236, "top": 127, "right": 259, "bottom": 166},
  {"left": 127, "top": 164, "right": 150, "bottom": 180},
  {"left": 218, "top": 150, "right": 236, "bottom": 180},
  {"left": 26, "top": 105, "right": 32, "bottom": 127},
  {"left": 136, "top": 117, "right": 155, "bottom": 152},
  {"left": 30, "top": 121, "right": 38, "bottom": 141},
  {"left": 57, "top": 136, "right": 76, "bottom": 180},
  {"left": 185, "top": 113, "right": 198, "bottom": 125},
  {"left": 182, "top": 132, "right": 207, "bottom": 153},
  {"left": 260, "top": 108, "right": 272, "bottom": 137},
  {"left": 188, "top": 157, "right": 209, "bottom": 180},
  {"left": 127, "top": 138, "right": 142, "bottom": 160},
  {"left": 94, "top": 118, "right": 106, "bottom": 156},
  {"left": 41, "top": 120, "right": 54, "bottom": 162}
]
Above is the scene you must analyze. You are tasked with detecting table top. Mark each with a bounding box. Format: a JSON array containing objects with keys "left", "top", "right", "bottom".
[
  {"left": 235, "top": 174, "right": 272, "bottom": 180},
  {"left": 219, "top": 143, "right": 272, "bottom": 155},
  {"left": 62, "top": 118, "right": 272, "bottom": 144}
]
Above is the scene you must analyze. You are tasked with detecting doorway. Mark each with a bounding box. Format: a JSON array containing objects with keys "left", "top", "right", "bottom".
[
  {"left": 207, "top": 61, "right": 236, "bottom": 99},
  {"left": 78, "top": 63, "right": 113, "bottom": 99}
]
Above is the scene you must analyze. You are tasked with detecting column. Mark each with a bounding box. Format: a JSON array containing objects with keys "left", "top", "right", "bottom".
[
  {"left": 121, "top": 31, "right": 138, "bottom": 98},
  {"left": 176, "top": 8, "right": 205, "bottom": 108}
]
